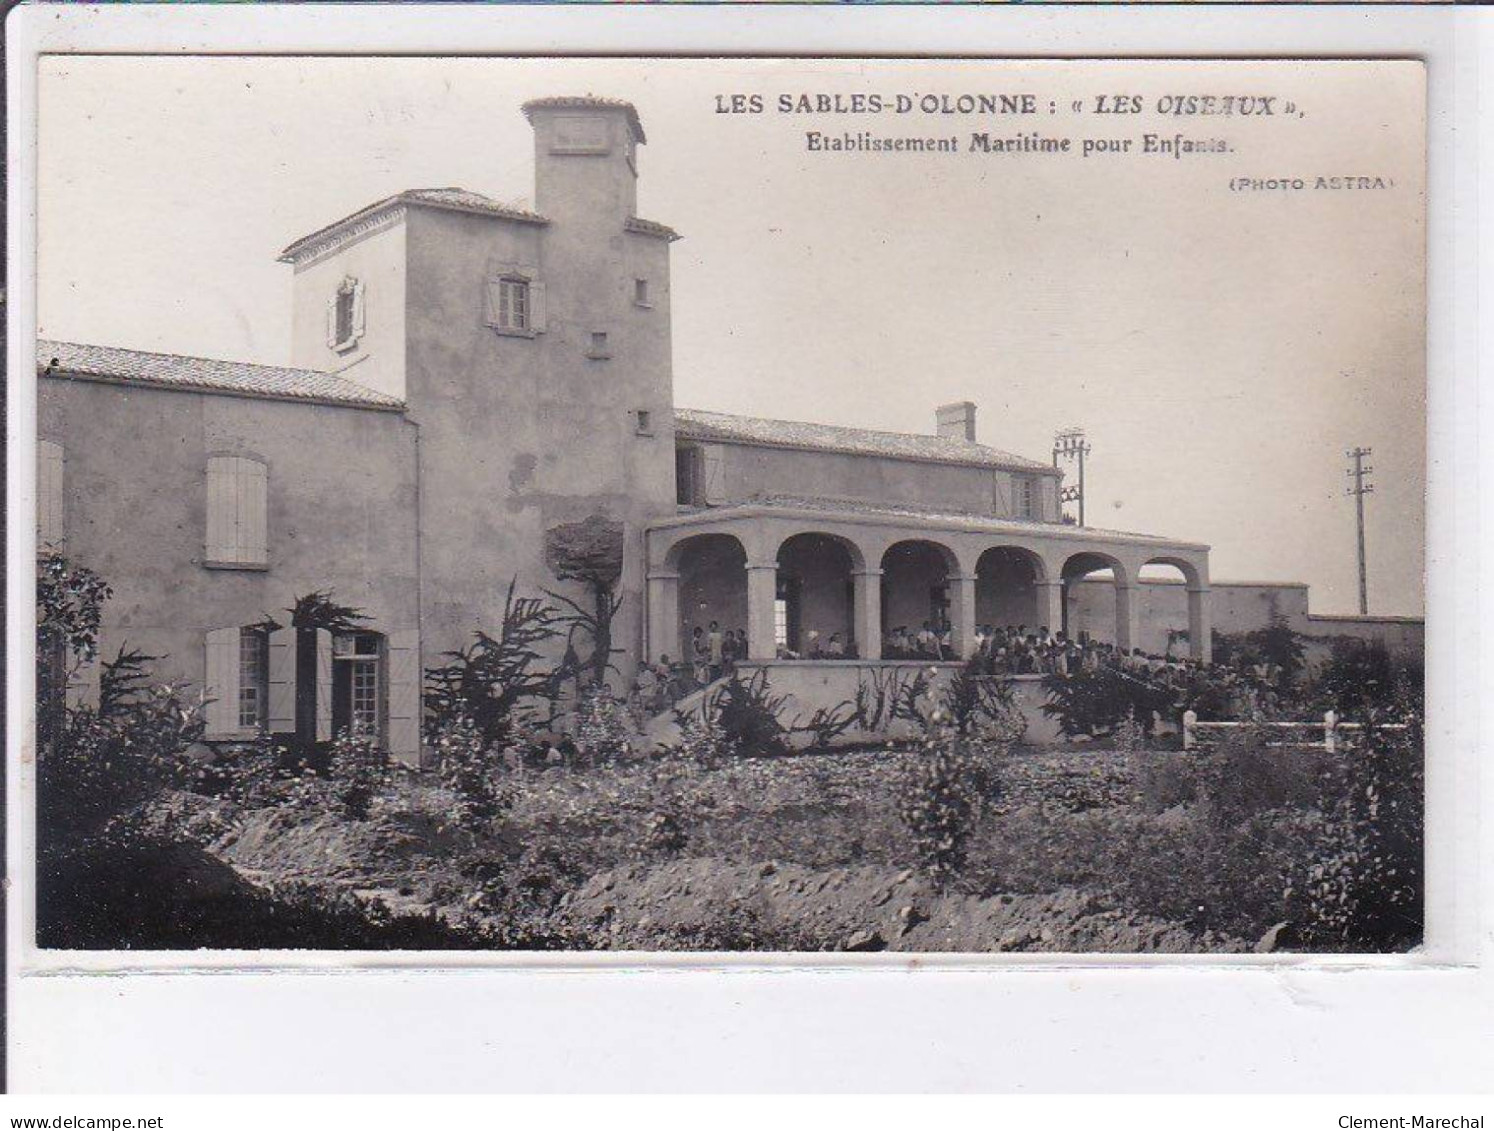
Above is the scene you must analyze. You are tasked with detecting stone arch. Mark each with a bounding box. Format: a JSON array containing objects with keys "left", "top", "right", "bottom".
[
  {"left": 774, "top": 532, "right": 860, "bottom": 657},
  {"left": 668, "top": 532, "right": 749, "bottom": 665},
  {"left": 975, "top": 545, "right": 1049, "bottom": 636},
  {"left": 1140, "top": 554, "right": 1210, "bottom": 662},
  {"left": 1060, "top": 549, "right": 1137, "bottom": 652},
  {"left": 880, "top": 538, "right": 960, "bottom": 653}
]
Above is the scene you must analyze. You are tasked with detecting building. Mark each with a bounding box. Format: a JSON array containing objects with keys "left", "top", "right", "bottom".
[{"left": 38, "top": 94, "right": 1287, "bottom": 766}]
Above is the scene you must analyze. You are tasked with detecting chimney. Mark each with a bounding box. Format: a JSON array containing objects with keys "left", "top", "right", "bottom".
[
  {"left": 936, "top": 401, "right": 977, "bottom": 442},
  {"left": 522, "top": 96, "right": 646, "bottom": 224}
]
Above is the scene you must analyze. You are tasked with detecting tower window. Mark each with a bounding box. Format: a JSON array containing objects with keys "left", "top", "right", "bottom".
[
  {"left": 326, "top": 276, "right": 366, "bottom": 353},
  {"left": 634, "top": 278, "right": 651, "bottom": 307},
  {"left": 635, "top": 409, "right": 653, "bottom": 435},
  {"left": 587, "top": 331, "right": 611, "bottom": 359}
]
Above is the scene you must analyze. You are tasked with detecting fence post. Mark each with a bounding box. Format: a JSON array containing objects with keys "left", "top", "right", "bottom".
[
  {"left": 1182, "top": 709, "right": 1197, "bottom": 751},
  {"left": 1324, "top": 709, "right": 1338, "bottom": 754}
]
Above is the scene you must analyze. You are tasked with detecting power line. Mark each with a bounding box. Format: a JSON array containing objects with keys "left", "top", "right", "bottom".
[{"left": 1345, "top": 446, "right": 1374, "bottom": 615}]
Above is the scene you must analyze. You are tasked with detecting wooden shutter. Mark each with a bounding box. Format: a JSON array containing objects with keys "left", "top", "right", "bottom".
[
  {"left": 701, "top": 444, "right": 725, "bottom": 505},
  {"left": 992, "top": 472, "right": 1011, "bottom": 518},
  {"left": 267, "top": 628, "right": 295, "bottom": 734},
  {"left": 529, "top": 281, "right": 547, "bottom": 332},
  {"left": 326, "top": 295, "right": 340, "bottom": 348},
  {"left": 37, "top": 440, "right": 64, "bottom": 549},
  {"left": 351, "top": 280, "right": 366, "bottom": 339},
  {"left": 206, "top": 458, "right": 232, "bottom": 561},
  {"left": 238, "top": 459, "right": 268, "bottom": 565},
  {"left": 315, "top": 629, "right": 333, "bottom": 742},
  {"left": 204, "top": 627, "right": 240, "bottom": 737},
  {"left": 386, "top": 629, "right": 421, "bottom": 766}
]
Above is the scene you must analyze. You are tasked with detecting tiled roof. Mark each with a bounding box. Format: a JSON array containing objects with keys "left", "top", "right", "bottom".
[
  {"left": 278, "top": 187, "right": 548, "bottom": 264},
  {"left": 667, "top": 494, "right": 1199, "bottom": 548},
  {"left": 521, "top": 96, "right": 646, "bottom": 143},
  {"left": 37, "top": 340, "right": 405, "bottom": 410},
  {"left": 625, "top": 216, "right": 681, "bottom": 242},
  {"left": 673, "top": 408, "right": 1055, "bottom": 473}
]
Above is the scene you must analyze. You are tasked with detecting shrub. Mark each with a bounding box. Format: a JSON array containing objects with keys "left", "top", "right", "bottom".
[
  {"left": 674, "top": 710, "right": 736, "bottom": 769},
  {"left": 327, "top": 726, "right": 388, "bottom": 821},
  {"left": 897, "top": 717, "right": 993, "bottom": 890},
  {"left": 1041, "top": 667, "right": 1173, "bottom": 738},
  {"left": 572, "top": 684, "right": 637, "bottom": 766},
  {"left": 1287, "top": 719, "right": 1423, "bottom": 951},
  {"left": 709, "top": 670, "right": 789, "bottom": 756},
  {"left": 430, "top": 715, "right": 517, "bottom": 835}
]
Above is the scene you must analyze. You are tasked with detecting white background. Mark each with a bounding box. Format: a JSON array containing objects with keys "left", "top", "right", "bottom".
[{"left": 6, "top": 3, "right": 1489, "bottom": 1093}]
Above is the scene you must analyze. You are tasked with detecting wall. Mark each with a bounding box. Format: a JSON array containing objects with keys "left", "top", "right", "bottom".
[
  {"left": 709, "top": 441, "right": 1060, "bottom": 523},
  {"left": 401, "top": 203, "right": 677, "bottom": 686},
  {"left": 732, "top": 662, "right": 1065, "bottom": 747},
  {"left": 38, "top": 377, "right": 420, "bottom": 697},
  {"left": 289, "top": 217, "right": 408, "bottom": 401}
]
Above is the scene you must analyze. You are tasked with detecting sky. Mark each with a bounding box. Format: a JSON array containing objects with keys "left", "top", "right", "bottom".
[{"left": 36, "top": 57, "right": 1426, "bottom": 615}]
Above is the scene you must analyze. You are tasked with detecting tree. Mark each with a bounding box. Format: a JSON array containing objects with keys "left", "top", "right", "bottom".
[
  {"left": 37, "top": 552, "right": 112, "bottom": 749},
  {"left": 424, "top": 578, "right": 571, "bottom": 745},
  {"left": 544, "top": 515, "right": 625, "bottom": 688},
  {"left": 286, "top": 590, "right": 368, "bottom": 748}
]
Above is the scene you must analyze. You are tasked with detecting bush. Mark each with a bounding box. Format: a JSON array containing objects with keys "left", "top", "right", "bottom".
[
  {"left": 430, "top": 715, "right": 518, "bottom": 835},
  {"left": 897, "top": 717, "right": 998, "bottom": 890},
  {"left": 327, "top": 726, "right": 388, "bottom": 821},
  {"left": 1041, "top": 667, "right": 1174, "bottom": 738},
  {"left": 707, "top": 670, "right": 789, "bottom": 756},
  {"left": 673, "top": 710, "right": 736, "bottom": 769},
  {"left": 572, "top": 684, "right": 637, "bottom": 765},
  {"left": 1287, "top": 719, "right": 1423, "bottom": 950}
]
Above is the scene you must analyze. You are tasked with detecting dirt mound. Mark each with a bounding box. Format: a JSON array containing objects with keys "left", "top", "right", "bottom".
[{"left": 559, "top": 858, "right": 1247, "bottom": 953}]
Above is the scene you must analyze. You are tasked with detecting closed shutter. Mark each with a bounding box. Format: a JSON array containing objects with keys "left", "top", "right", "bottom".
[
  {"left": 991, "top": 472, "right": 1011, "bottom": 518},
  {"left": 267, "top": 628, "right": 295, "bottom": 734},
  {"left": 483, "top": 280, "right": 504, "bottom": 327},
  {"left": 386, "top": 629, "right": 421, "bottom": 766},
  {"left": 315, "top": 629, "right": 333, "bottom": 741},
  {"left": 206, "top": 457, "right": 267, "bottom": 565},
  {"left": 204, "top": 627, "right": 240, "bottom": 737},
  {"left": 701, "top": 445, "right": 725, "bottom": 505},
  {"left": 238, "top": 459, "right": 268, "bottom": 564},
  {"left": 37, "top": 440, "right": 64, "bottom": 549},
  {"left": 529, "top": 281, "right": 547, "bottom": 332}
]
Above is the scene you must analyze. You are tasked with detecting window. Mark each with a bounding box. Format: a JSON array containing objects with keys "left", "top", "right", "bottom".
[
  {"left": 205, "top": 455, "right": 269, "bottom": 568},
  {"left": 773, "top": 599, "right": 789, "bottom": 649},
  {"left": 634, "top": 409, "right": 652, "bottom": 436},
  {"left": 37, "top": 439, "right": 64, "bottom": 551},
  {"left": 634, "top": 278, "right": 651, "bottom": 307},
  {"left": 238, "top": 627, "right": 269, "bottom": 730},
  {"left": 495, "top": 277, "right": 530, "bottom": 331},
  {"left": 484, "top": 270, "right": 546, "bottom": 336},
  {"left": 1014, "top": 476, "right": 1036, "bottom": 519},
  {"left": 332, "top": 631, "right": 384, "bottom": 740},
  {"left": 587, "top": 331, "right": 611, "bottom": 359},
  {"left": 676, "top": 445, "right": 704, "bottom": 506},
  {"left": 325, "top": 276, "right": 365, "bottom": 353}
]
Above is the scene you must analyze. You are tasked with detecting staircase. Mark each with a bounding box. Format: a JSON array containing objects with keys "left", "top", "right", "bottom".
[{"left": 642, "top": 674, "right": 733, "bottom": 751}]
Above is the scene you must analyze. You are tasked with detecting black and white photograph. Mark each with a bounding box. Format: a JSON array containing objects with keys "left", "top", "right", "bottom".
[{"left": 26, "top": 55, "right": 1427, "bottom": 957}]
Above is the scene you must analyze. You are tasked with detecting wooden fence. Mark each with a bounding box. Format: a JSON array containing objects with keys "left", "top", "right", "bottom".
[{"left": 1181, "top": 709, "right": 1410, "bottom": 753}]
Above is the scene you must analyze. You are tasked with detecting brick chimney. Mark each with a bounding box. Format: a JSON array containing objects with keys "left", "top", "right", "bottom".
[{"left": 936, "top": 401, "right": 977, "bottom": 442}]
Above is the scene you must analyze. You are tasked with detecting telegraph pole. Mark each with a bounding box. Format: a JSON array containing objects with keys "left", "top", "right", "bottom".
[
  {"left": 1053, "top": 428, "right": 1090, "bottom": 526},
  {"left": 1346, "top": 446, "right": 1374, "bottom": 615}
]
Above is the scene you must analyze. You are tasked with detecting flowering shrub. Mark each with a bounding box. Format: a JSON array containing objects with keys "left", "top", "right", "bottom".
[
  {"left": 327, "top": 726, "right": 389, "bottom": 821},
  {"left": 430, "top": 715, "right": 517, "bottom": 835},
  {"left": 573, "top": 684, "right": 638, "bottom": 766}
]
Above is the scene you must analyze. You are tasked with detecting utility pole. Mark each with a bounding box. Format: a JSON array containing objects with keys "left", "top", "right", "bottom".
[
  {"left": 1053, "top": 428, "right": 1090, "bottom": 526},
  {"left": 1345, "top": 446, "right": 1374, "bottom": 615}
]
